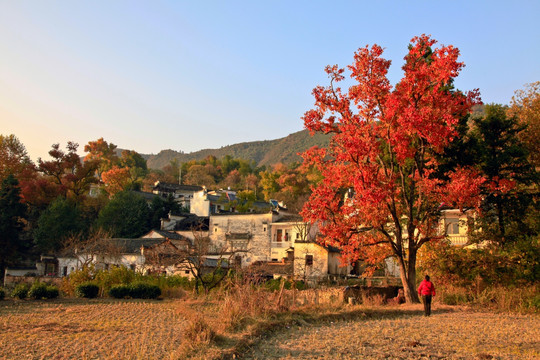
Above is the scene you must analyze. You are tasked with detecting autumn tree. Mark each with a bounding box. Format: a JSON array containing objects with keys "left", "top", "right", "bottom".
[
  {"left": 101, "top": 150, "right": 148, "bottom": 195},
  {"left": 183, "top": 164, "right": 217, "bottom": 187},
  {"left": 101, "top": 166, "right": 132, "bottom": 195},
  {"left": 301, "top": 35, "right": 482, "bottom": 303},
  {"left": 0, "top": 134, "right": 35, "bottom": 182},
  {"left": 38, "top": 142, "right": 98, "bottom": 200},
  {"left": 84, "top": 138, "right": 119, "bottom": 180},
  {"left": 508, "top": 81, "right": 540, "bottom": 168},
  {"left": 120, "top": 150, "right": 148, "bottom": 183},
  {"left": 259, "top": 163, "right": 314, "bottom": 212}
]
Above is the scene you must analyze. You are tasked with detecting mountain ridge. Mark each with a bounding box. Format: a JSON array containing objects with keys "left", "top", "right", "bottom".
[{"left": 143, "top": 129, "right": 330, "bottom": 170}]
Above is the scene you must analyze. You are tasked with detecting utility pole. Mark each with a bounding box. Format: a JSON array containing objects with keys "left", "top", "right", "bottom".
[{"left": 179, "top": 164, "right": 182, "bottom": 185}]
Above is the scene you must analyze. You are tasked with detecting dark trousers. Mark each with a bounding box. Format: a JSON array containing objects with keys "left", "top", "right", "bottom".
[{"left": 422, "top": 295, "right": 432, "bottom": 316}]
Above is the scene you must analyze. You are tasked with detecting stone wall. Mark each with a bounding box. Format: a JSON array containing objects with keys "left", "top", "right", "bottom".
[{"left": 210, "top": 213, "right": 275, "bottom": 266}]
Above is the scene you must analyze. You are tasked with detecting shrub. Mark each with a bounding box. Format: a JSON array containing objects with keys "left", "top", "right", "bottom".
[
  {"left": 129, "top": 282, "right": 161, "bottom": 299},
  {"left": 45, "top": 285, "right": 60, "bottom": 299},
  {"left": 108, "top": 282, "right": 161, "bottom": 299},
  {"left": 109, "top": 284, "right": 131, "bottom": 299},
  {"left": 441, "top": 292, "right": 469, "bottom": 305},
  {"left": 12, "top": 283, "right": 30, "bottom": 299},
  {"left": 529, "top": 294, "right": 540, "bottom": 312},
  {"left": 28, "top": 282, "right": 59, "bottom": 300},
  {"left": 75, "top": 282, "right": 100, "bottom": 298},
  {"left": 95, "top": 266, "right": 137, "bottom": 292},
  {"left": 0, "top": 288, "right": 4, "bottom": 300}
]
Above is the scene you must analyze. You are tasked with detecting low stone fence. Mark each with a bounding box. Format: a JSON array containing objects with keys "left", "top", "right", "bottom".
[{"left": 279, "top": 285, "right": 403, "bottom": 307}]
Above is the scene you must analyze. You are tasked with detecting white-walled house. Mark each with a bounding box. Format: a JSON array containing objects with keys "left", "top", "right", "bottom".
[
  {"left": 440, "top": 208, "right": 474, "bottom": 246},
  {"left": 293, "top": 241, "right": 352, "bottom": 281},
  {"left": 152, "top": 182, "right": 203, "bottom": 209},
  {"left": 57, "top": 238, "right": 176, "bottom": 277}
]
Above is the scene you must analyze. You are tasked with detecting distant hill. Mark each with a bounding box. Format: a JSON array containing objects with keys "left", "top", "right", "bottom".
[{"left": 144, "top": 130, "right": 331, "bottom": 170}]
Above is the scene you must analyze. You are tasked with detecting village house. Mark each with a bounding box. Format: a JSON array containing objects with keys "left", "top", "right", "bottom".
[
  {"left": 152, "top": 181, "right": 203, "bottom": 209},
  {"left": 190, "top": 188, "right": 273, "bottom": 216},
  {"left": 55, "top": 238, "right": 181, "bottom": 277}
]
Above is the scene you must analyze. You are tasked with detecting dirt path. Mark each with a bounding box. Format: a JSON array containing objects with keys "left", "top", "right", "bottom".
[{"left": 242, "top": 305, "right": 540, "bottom": 360}]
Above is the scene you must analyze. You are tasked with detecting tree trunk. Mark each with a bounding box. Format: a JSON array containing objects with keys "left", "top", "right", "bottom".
[{"left": 397, "top": 248, "right": 420, "bottom": 304}]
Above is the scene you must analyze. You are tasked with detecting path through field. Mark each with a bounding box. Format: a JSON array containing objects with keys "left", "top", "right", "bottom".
[{"left": 243, "top": 305, "right": 540, "bottom": 360}]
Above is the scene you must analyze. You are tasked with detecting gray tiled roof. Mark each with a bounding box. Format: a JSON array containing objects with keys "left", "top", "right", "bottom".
[
  {"left": 93, "top": 238, "right": 168, "bottom": 254},
  {"left": 153, "top": 183, "right": 203, "bottom": 192},
  {"left": 149, "top": 230, "right": 190, "bottom": 241}
]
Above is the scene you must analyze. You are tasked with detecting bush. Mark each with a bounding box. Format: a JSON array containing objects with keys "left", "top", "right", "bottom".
[
  {"left": 109, "top": 284, "right": 131, "bottom": 299},
  {"left": 75, "top": 282, "right": 100, "bottom": 298},
  {"left": 95, "top": 266, "right": 137, "bottom": 293},
  {"left": 45, "top": 285, "right": 60, "bottom": 299},
  {"left": 529, "top": 294, "right": 540, "bottom": 312},
  {"left": 12, "top": 283, "right": 30, "bottom": 299},
  {"left": 28, "top": 282, "right": 59, "bottom": 300},
  {"left": 108, "top": 283, "right": 161, "bottom": 299},
  {"left": 0, "top": 288, "right": 5, "bottom": 300},
  {"left": 129, "top": 282, "right": 161, "bottom": 299},
  {"left": 441, "top": 292, "right": 470, "bottom": 305}
]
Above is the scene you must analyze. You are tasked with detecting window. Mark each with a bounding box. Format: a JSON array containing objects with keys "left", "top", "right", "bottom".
[
  {"left": 446, "top": 219, "right": 460, "bottom": 235},
  {"left": 276, "top": 229, "right": 282, "bottom": 242},
  {"left": 305, "top": 255, "right": 313, "bottom": 266},
  {"left": 296, "top": 232, "right": 300, "bottom": 240},
  {"left": 234, "top": 255, "right": 242, "bottom": 267}
]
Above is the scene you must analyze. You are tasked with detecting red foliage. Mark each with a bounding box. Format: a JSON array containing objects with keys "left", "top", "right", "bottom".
[{"left": 301, "top": 35, "right": 483, "bottom": 302}]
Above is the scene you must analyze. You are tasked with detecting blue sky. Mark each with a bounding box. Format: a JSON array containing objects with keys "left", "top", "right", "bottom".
[{"left": 1, "top": 1, "right": 539, "bottom": 162}]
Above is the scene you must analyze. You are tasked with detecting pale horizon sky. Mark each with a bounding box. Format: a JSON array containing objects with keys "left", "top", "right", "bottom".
[{"left": 1, "top": 1, "right": 539, "bottom": 163}]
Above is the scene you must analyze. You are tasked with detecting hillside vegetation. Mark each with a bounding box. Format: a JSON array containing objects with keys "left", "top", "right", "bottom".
[{"left": 145, "top": 130, "right": 330, "bottom": 170}]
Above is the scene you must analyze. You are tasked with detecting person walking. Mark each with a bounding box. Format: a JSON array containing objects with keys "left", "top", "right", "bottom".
[{"left": 418, "top": 275, "right": 436, "bottom": 316}]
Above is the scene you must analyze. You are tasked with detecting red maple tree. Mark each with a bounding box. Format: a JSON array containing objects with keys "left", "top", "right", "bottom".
[{"left": 301, "top": 35, "right": 484, "bottom": 303}]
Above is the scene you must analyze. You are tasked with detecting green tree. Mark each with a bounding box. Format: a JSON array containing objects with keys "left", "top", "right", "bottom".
[
  {"left": 97, "top": 191, "right": 151, "bottom": 238},
  {"left": 0, "top": 174, "right": 27, "bottom": 276},
  {"left": 33, "top": 197, "right": 84, "bottom": 253},
  {"left": 472, "top": 104, "right": 538, "bottom": 246},
  {"left": 149, "top": 195, "right": 181, "bottom": 229}
]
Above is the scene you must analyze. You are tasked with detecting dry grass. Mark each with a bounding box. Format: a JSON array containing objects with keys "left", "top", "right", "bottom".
[
  {"left": 243, "top": 304, "right": 540, "bottom": 360},
  {"left": 1, "top": 296, "right": 538, "bottom": 360}
]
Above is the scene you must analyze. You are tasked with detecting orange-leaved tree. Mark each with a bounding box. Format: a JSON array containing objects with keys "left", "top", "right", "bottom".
[{"left": 301, "top": 35, "right": 484, "bottom": 303}]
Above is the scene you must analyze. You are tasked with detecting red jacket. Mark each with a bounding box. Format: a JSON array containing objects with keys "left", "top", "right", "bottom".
[{"left": 417, "top": 280, "right": 436, "bottom": 296}]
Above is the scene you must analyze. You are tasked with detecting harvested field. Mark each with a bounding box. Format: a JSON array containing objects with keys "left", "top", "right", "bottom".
[
  {"left": 243, "top": 304, "right": 540, "bottom": 360},
  {"left": 1, "top": 299, "right": 538, "bottom": 359},
  {"left": 0, "top": 299, "right": 186, "bottom": 359}
]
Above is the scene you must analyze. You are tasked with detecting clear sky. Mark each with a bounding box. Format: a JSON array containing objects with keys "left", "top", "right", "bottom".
[{"left": 1, "top": 1, "right": 539, "bottom": 162}]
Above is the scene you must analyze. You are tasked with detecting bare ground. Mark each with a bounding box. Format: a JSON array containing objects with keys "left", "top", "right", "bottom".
[{"left": 242, "top": 304, "right": 540, "bottom": 360}]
